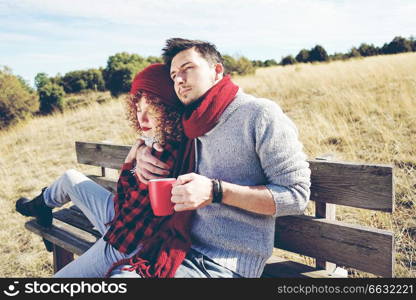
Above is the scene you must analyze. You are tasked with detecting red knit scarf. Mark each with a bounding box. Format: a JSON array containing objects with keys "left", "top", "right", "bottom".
[{"left": 105, "top": 75, "right": 238, "bottom": 278}]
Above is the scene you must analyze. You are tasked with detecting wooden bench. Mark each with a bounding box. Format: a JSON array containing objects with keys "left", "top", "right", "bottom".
[{"left": 25, "top": 141, "right": 395, "bottom": 277}]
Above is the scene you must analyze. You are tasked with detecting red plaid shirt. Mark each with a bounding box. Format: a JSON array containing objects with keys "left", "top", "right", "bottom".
[{"left": 103, "top": 143, "right": 178, "bottom": 254}]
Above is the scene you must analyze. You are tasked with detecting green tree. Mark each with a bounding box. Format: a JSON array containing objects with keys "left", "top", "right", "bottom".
[
  {"left": 251, "top": 60, "right": 264, "bottom": 67},
  {"left": 358, "top": 43, "right": 379, "bottom": 57},
  {"left": 329, "top": 52, "right": 346, "bottom": 61},
  {"left": 60, "top": 69, "right": 105, "bottom": 93},
  {"left": 146, "top": 56, "right": 163, "bottom": 64},
  {"left": 0, "top": 67, "right": 39, "bottom": 129},
  {"left": 85, "top": 68, "right": 106, "bottom": 91},
  {"left": 280, "top": 55, "right": 297, "bottom": 66},
  {"left": 263, "top": 59, "right": 278, "bottom": 67},
  {"left": 223, "top": 55, "right": 237, "bottom": 75},
  {"left": 49, "top": 74, "right": 63, "bottom": 87},
  {"left": 234, "top": 56, "right": 255, "bottom": 75},
  {"left": 309, "top": 45, "right": 328, "bottom": 62},
  {"left": 409, "top": 36, "right": 416, "bottom": 51},
  {"left": 104, "top": 52, "right": 149, "bottom": 97},
  {"left": 346, "top": 47, "right": 361, "bottom": 58},
  {"left": 381, "top": 36, "right": 413, "bottom": 54},
  {"left": 38, "top": 82, "right": 66, "bottom": 114},
  {"left": 295, "top": 49, "right": 310, "bottom": 63},
  {"left": 35, "top": 72, "right": 50, "bottom": 90},
  {"left": 223, "top": 55, "right": 255, "bottom": 75}
]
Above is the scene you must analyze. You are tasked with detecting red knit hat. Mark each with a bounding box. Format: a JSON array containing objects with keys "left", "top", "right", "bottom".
[{"left": 130, "top": 63, "right": 182, "bottom": 108}]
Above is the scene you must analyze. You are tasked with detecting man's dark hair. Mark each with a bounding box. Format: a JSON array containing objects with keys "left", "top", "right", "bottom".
[{"left": 162, "top": 38, "right": 223, "bottom": 67}]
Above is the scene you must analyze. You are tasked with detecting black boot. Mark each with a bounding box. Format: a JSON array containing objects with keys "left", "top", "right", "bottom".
[
  {"left": 16, "top": 187, "right": 54, "bottom": 252},
  {"left": 16, "top": 187, "right": 53, "bottom": 228}
]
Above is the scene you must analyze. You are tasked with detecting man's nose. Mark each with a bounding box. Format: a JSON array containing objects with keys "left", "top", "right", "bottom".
[{"left": 175, "top": 73, "right": 185, "bottom": 85}]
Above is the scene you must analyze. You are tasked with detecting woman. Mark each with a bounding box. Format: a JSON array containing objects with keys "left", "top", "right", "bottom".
[
  {"left": 104, "top": 63, "right": 194, "bottom": 278},
  {"left": 16, "top": 63, "right": 193, "bottom": 278}
]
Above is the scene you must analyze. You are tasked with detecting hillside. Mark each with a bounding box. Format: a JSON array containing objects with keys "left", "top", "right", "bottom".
[{"left": 0, "top": 52, "right": 415, "bottom": 277}]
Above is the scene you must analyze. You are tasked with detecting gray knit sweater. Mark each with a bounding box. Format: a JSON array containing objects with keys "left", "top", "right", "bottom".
[{"left": 190, "top": 89, "right": 311, "bottom": 278}]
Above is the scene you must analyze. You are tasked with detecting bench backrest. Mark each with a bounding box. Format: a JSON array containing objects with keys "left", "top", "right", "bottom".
[{"left": 75, "top": 141, "right": 395, "bottom": 277}]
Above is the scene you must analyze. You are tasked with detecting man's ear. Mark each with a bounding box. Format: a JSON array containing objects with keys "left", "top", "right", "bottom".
[{"left": 214, "top": 63, "right": 224, "bottom": 81}]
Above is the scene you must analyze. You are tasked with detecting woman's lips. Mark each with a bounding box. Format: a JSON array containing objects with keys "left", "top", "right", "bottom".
[{"left": 142, "top": 127, "right": 151, "bottom": 131}]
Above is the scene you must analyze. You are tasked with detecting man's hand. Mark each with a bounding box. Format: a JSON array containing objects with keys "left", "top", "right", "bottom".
[
  {"left": 124, "top": 139, "right": 145, "bottom": 164},
  {"left": 171, "top": 173, "right": 213, "bottom": 212},
  {"left": 135, "top": 142, "right": 171, "bottom": 184}
]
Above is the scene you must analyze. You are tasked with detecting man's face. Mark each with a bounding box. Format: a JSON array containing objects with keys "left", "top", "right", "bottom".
[{"left": 170, "top": 47, "right": 221, "bottom": 105}]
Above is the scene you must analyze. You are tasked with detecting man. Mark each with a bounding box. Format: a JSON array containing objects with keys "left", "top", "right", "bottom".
[{"left": 132, "top": 38, "right": 311, "bottom": 278}]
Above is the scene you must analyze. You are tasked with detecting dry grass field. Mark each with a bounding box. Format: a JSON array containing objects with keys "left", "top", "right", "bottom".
[{"left": 0, "top": 53, "right": 415, "bottom": 277}]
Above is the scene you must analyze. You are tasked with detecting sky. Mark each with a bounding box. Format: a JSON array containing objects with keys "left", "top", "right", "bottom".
[{"left": 1, "top": 0, "right": 415, "bottom": 87}]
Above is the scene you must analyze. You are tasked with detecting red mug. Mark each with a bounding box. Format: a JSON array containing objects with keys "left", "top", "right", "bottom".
[{"left": 148, "top": 178, "right": 176, "bottom": 216}]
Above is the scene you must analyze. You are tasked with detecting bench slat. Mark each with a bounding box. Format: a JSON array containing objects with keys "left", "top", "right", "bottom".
[
  {"left": 310, "top": 160, "right": 394, "bottom": 212},
  {"left": 86, "top": 175, "right": 117, "bottom": 194},
  {"left": 53, "top": 208, "right": 101, "bottom": 238},
  {"left": 275, "top": 215, "right": 394, "bottom": 277},
  {"left": 262, "top": 256, "right": 347, "bottom": 278},
  {"left": 76, "top": 141, "right": 394, "bottom": 212},
  {"left": 25, "top": 219, "right": 97, "bottom": 256},
  {"left": 76, "top": 141, "right": 128, "bottom": 170}
]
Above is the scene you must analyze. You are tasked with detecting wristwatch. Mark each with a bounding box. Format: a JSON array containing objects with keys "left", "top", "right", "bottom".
[{"left": 211, "top": 179, "right": 223, "bottom": 203}]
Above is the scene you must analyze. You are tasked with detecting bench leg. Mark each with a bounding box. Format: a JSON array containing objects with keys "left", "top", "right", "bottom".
[
  {"left": 315, "top": 202, "right": 338, "bottom": 271},
  {"left": 53, "top": 244, "right": 74, "bottom": 273}
]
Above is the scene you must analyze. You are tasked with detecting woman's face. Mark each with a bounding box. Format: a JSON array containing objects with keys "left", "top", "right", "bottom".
[{"left": 136, "top": 96, "right": 161, "bottom": 137}]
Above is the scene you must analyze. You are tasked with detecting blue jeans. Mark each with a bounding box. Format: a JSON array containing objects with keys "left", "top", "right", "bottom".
[
  {"left": 110, "top": 248, "right": 242, "bottom": 278},
  {"left": 43, "top": 169, "right": 241, "bottom": 278}
]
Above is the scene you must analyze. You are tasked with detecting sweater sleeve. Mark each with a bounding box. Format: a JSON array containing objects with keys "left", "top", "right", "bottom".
[{"left": 254, "top": 101, "right": 311, "bottom": 217}]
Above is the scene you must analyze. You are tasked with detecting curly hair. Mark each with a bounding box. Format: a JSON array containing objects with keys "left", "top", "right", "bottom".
[{"left": 124, "top": 90, "right": 185, "bottom": 146}]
